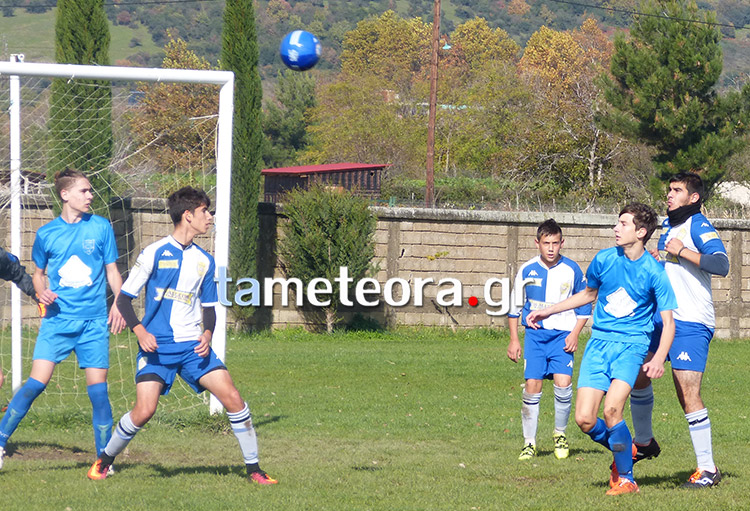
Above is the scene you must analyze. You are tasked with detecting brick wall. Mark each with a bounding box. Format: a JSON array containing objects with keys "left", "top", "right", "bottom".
[{"left": 2, "top": 198, "right": 749, "bottom": 338}]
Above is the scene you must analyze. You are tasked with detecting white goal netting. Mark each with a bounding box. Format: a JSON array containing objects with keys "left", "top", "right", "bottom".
[{"left": 0, "top": 59, "right": 234, "bottom": 419}]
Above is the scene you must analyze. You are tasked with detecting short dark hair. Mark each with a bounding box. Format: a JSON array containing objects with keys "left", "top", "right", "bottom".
[
  {"left": 54, "top": 168, "right": 87, "bottom": 199},
  {"left": 669, "top": 172, "right": 704, "bottom": 201},
  {"left": 619, "top": 202, "right": 659, "bottom": 243},
  {"left": 537, "top": 218, "right": 562, "bottom": 240},
  {"left": 167, "top": 186, "right": 211, "bottom": 225}
]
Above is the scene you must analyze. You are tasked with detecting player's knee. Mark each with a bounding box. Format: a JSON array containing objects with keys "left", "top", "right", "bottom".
[
  {"left": 575, "top": 412, "right": 596, "bottom": 432},
  {"left": 602, "top": 406, "right": 622, "bottom": 426},
  {"left": 221, "top": 389, "right": 244, "bottom": 412},
  {"left": 132, "top": 403, "right": 157, "bottom": 425}
]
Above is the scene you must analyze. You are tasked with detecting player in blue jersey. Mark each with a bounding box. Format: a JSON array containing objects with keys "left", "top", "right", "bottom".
[
  {"left": 87, "top": 186, "right": 277, "bottom": 485},
  {"left": 629, "top": 173, "right": 728, "bottom": 488},
  {"left": 0, "top": 169, "right": 125, "bottom": 470},
  {"left": 527, "top": 203, "right": 676, "bottom": 496},
  {"left": 507, "top": 219, "right": 590, "bottom": 460},
  {"left": 0, "top": 246, "right": 41, "bottom": 389}
]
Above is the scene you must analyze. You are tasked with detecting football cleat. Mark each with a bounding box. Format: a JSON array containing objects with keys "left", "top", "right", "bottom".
[
  {"left": 87, "top": 458, "right": 111, "bottom": 480},
  {"left": 553, "top": 432, "right": 569, "bottom": 459},
  {"left": 682, "top": 468, "right": 721, "bottom": 488},
  {"left": 249, "top": 470, "right": 278, "bottom": 485},
  {"left": 0, "top": 447, "right": 5, "bottom": 470},
  {"left": 609, "top": 443, "right": 638, "bottom": 487},
  {"left": 606, "top": 477, "right": 640, "bottom": 495},
  {"left": 518, "top": 443, "right": 537, "bottom": 460},
  {"left": 633, "top": 438, "right": 661, "bottom": 464}
]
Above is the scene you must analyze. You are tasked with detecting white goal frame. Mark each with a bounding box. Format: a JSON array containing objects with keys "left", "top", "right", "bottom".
[{"left": 1, "top": 57, "right": 235, "bottom": 414}]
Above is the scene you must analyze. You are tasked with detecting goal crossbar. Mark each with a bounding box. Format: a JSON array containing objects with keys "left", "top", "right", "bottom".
[{"left": 1, "top": 60, "right": 235, "bottom": 414}]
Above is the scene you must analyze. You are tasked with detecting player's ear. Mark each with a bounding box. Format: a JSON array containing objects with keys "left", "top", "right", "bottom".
[{"left": 689, "top": 192, "right": 700, "bottom": 204}]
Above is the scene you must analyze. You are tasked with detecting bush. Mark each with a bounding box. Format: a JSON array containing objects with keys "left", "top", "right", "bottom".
[{"left": 278, "top": 185, "right": 378, "bottom": 332}]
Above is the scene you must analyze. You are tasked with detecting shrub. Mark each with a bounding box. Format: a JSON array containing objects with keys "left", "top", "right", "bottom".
[{"left": 279, "top": 185, "right": 378, "bottom": 333}]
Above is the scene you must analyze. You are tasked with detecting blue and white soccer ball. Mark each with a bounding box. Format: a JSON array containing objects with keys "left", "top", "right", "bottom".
[{"left": 279, "top": 30, "right": 321, "bottom": 71}]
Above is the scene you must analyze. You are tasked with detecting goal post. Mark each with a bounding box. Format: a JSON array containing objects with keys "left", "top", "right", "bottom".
[{"left": 0, "top": 58, "right": 234, "bottom": 415}]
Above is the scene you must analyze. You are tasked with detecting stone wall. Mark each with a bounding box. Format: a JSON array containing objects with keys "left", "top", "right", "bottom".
[{"left": 2, "top": 198, "right": 749, "bottom": 338}]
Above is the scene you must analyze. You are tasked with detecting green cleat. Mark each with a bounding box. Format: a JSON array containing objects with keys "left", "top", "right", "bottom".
[
  {"left": 553, "top": 432, "right": 569, "bottom": 459},
  {"left": 518, "top": 443, "right": 537, "bottom": 460}
]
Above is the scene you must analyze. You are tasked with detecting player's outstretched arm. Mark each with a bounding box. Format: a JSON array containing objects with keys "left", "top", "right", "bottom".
[{"left": 527, "top": 287, "right": 598, "bottom": 329}]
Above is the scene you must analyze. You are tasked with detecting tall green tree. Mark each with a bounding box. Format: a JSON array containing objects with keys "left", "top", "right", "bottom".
[
  {"left": 49, "top": 0, "right": 112, "bottom": 214},
  {"left": 599, "top": 0, "right": 750, "bottom": 194},
  {"left": 221, "top": 0, "right": 263, "bottom": 330}
]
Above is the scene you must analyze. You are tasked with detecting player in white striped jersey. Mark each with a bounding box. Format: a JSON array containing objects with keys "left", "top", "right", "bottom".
[
  {"left": 507, "top": 219, "right": 591, "bottom": 460},
  {"left": 88, "top": 187, "right": 277, "bottom": 485},
  {"left": 631, "top": 172, "right": 728, "bottom": 488}
]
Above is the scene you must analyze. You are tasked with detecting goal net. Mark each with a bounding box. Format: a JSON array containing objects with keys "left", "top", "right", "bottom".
[{"left": 0, "top": 58, "right": 234, "bottom": 419}]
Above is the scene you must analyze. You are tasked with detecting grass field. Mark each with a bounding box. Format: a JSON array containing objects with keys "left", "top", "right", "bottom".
[
  {"left": 0, "top": 327, "right": 748, "bottom": 510},
  {"left": 0, "top": 9, "right": 161, "bottom": 63}
]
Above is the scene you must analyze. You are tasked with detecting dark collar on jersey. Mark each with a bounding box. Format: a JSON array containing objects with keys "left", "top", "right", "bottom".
[{"left": 667, "top": 201, "right": 702, "bottom": 226}]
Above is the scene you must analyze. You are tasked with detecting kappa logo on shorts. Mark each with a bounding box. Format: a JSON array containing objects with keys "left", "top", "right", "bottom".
[
  {"left": 676, "top": 351, "right": 692, "bottom": 362},
  {"left": 567, "top": 361, "right": 574, "bottom": 368}
]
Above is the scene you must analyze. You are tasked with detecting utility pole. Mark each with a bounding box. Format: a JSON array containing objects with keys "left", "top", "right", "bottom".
[{"left": 425, "top": 0, "right": 440, "bottom": 208}]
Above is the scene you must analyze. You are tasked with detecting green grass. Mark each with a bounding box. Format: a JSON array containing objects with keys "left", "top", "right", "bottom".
[
  {"left": 0, "top": 9, "right": 161, "bottom": 63},
  {"left": 1, "top": 327, "right": 749, "bottom": 510}
]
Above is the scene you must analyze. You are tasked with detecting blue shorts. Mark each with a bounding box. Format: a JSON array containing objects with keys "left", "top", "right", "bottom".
[
  {"left": 649, "top": 319, "right": 713, "bottom": 372},
  {"left": 136, "top": 341, "right": 227, "bottom": 395},
  {"left": 523, "top": 329, "right": 574, "bottom": 380},
  {"left": 33, "top": 316, "right": 109, "bottom": 369},
  {"left": 577, "top": 337, "right": 648, "bottom": 391}
]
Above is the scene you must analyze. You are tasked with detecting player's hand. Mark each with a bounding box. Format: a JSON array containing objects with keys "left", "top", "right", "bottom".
[
  {"left": 108, "top": 302, "right": 126, "bottom": 335},
  {"left": 665, "top": 238, "right": 685, "bottom": 257},
  {"left": 526, "top": 310, "right": 546, "bottom": 329},
  {"left": 648, "top": 248, "right": 660, "bottom": 261},
  {"left": 135, "top": 327, "right": 158, "bottom": 353},
  {"left": 564, "top": 333, "right": 578, "bottom": 353},
  {"left": 642, "top": 357, "right": 665, "bottom": 379},
  {"left": 507, "top": 339, "right": 522, "bottom": 362},
  {"left": 36, "top": 288, "right": 58, "bottom": 306},
  {"left": 195, "top": 331, "right": 212, "bottom": 358},
  {"left": 0, "top": 368, "right": 4, "bottom": 389}
]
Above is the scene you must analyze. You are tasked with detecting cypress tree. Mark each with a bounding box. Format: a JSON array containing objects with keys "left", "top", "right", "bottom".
[
  {"left": 599, "top": 0, "right": 750, "bottom": 195},
  {"left": 221, "top": 0, "right": 263, "bottom": 329},
  {"left": 49, "top": 0, "right": 112, "bottom": 214}
]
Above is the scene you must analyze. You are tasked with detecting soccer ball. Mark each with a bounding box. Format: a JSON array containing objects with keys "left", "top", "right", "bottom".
[{"left": 279, "top": 30, "right": 321, "bottom": 71}]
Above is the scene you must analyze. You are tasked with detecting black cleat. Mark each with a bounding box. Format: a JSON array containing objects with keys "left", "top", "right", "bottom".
[{"left": 633, "top": 438, "right": 661, "bottom": 464}]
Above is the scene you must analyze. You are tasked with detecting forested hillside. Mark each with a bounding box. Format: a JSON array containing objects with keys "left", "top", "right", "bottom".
[{"left": 3, "top": 0, "right": 750, "bottom": 82}]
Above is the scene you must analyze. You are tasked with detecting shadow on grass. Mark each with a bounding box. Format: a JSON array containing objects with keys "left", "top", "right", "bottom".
[{"left": 4, "top": 440, "right": 88, "bottom": 459}]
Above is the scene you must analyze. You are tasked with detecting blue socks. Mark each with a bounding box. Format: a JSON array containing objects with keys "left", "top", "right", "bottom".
[
  {"left": 0, "top": 378, "right": 47, "bottom": 448},
  {"left": 585, "top": 417, "right": 610, "bottom": 449},
  {"left": 87, "top": 382, "right": 113, "bottom": 457},
  {"left": 608, "top": 420, "right": 634, "bottom": 482}
]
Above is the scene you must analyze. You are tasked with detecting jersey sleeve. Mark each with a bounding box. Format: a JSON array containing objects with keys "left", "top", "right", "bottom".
[
  {"left": 572, "top": 263, "right": 592, "bottom": 317},
  {"left": 691, "top": 217, "right": 726, "bottom": 256},
  {"left": 31, "top": 229, "right": 48, "bottom": 270},
  {"left": 652, "top": 267, "right": 678, "bottom": 312},
  {"left": 200, "top": 256, "right": 218, "bottom": 306},
  {"left": 101, "top": 221, "right": 119, "bottom": 265},
  {"left": 585, "top": 251, "right": 603, "bottom": 290},
  {"left": 121, "top": 248, "right": 155, "bottom": 298}
]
